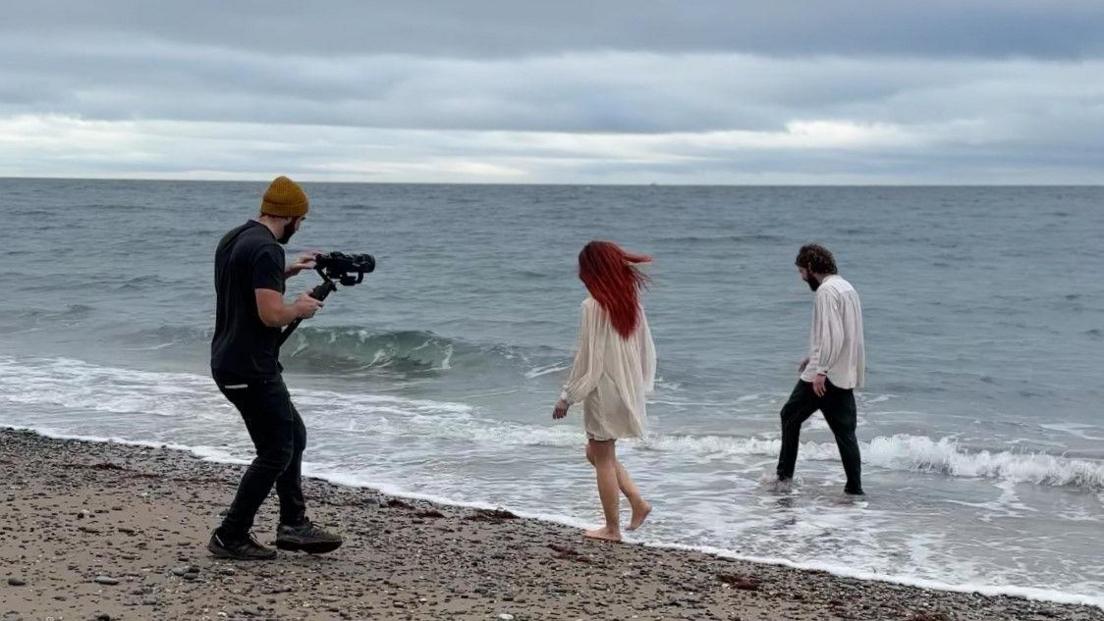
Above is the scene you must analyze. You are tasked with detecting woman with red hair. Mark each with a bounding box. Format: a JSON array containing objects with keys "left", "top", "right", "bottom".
[{"left": 553, "top": 241, "right": 657, "bottom": 542}]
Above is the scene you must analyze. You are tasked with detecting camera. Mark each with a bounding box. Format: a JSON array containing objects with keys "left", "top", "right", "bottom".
[
  {"left": 314, "top": 251, "right": 376, "bottom": 286},
  {"left": 278, "top": 251, "right": 376, "bottom": 346}
]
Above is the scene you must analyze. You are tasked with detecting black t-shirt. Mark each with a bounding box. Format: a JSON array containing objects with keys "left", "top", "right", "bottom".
[{"left": 211, "top": 221, "right": 286, "bottom": 380}]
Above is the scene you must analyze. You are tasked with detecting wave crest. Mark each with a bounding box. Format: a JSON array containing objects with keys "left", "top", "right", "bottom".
[{"left": 641, "top": 433, "right": 1104, "bottom": 490}]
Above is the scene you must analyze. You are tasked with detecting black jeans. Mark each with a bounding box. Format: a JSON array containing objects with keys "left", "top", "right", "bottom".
[
  {"left": 214, "top": 375, "right": 307, "bottom": 540},
  {"left": 776, "top": 379, "right": 863, "bottom": 493}
]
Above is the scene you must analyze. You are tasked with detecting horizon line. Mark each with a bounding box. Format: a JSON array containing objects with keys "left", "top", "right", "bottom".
[{"left": 1, "top": 176, "right": 1101, "bottom": 188}]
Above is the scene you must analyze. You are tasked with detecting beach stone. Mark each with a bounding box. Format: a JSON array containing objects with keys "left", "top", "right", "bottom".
[
  {"left": 94, "top": 576, "right": 120, "bottom": 585},
  {"left": 497, "top": 614, "right": 515, "bottom": 620},
  {"left": 7, "top": 578, "right": 26, "bottom": 587}
]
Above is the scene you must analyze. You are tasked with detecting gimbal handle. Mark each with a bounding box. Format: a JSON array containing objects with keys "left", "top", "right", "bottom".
[{"left": 277, "top": 276, "right": 337, "bottom": 347}]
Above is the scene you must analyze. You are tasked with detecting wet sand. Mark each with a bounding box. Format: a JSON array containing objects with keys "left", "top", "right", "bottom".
[{"left": 2, "top": 427, "right": 1100, "bottom": 620}]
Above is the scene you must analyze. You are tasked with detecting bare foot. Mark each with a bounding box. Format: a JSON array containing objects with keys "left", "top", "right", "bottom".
[
  {"left": 583, "top": 526, "right": 622, "bottom": 542},
  {"left": 627, "top": 501, "right": 652, "bottom": 531}
]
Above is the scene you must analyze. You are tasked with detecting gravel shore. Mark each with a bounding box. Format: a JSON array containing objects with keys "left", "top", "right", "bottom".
[{"left": 2, "top": 427, "right": 1100, "bottom": 621}]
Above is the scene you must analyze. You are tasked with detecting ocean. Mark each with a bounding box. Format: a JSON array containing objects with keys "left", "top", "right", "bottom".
[{"left": 1, "top": 179, "right": 1102, "bottom": 606}]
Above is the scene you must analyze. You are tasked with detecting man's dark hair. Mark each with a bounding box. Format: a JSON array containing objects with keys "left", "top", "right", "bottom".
[{"left": 795, "top": 244, "right": 838, "bottom": 275}]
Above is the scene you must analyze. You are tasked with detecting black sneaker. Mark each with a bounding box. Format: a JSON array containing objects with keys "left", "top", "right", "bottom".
[
  {"left": 275, "top": 519, "right": 343, "bottom": 554},
  {"left": 844, "top": 486, "right": 866, "bottom": 496},
  {"left": 207, "top": 530, "right": 277, "bottom": 560}
]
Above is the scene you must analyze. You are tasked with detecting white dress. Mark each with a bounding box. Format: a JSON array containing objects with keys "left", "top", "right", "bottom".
[{"left": 560, "top": 297, "right": 656, "bottom": 441}]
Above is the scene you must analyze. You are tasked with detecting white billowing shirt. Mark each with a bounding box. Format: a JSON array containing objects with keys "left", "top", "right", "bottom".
[
  {"left": 800, "top": 275, "right": 866, "bottom": 390},
  {"left": 560, "top": 297, "right": 656, "bottom": 440}
]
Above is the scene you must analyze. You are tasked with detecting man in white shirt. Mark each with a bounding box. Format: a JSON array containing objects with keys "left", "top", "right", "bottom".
[{"left": 776, "top": 244, "right": 866, "bottom": 495}]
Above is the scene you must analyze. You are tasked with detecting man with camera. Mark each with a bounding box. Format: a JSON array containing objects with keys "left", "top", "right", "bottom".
[{"left": 208, "top": 175, "right": 343, "bottom": 560}]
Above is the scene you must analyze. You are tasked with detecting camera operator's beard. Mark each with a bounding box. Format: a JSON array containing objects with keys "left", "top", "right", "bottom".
[{"left": 277, "top": 219, "right": 297, "bottom": 244}]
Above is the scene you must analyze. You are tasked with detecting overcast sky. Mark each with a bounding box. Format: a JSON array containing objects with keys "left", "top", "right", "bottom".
[{"left": 2, "top": 1, "right": 1102, "bottom": 184}]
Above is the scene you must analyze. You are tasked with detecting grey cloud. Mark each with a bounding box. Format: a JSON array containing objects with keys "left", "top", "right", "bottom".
[
  {"left": 6, "top": 1, "right": 1104, "bottom": 59},
  {"left": 2, "top": 3, "right": 1102, "bottom": 183},
  {"left": 3, "top": 37, "right": 1103, "bottom": 149},
  {"left": 2, "top": 116, "right": 1100, "bottom": 184}
]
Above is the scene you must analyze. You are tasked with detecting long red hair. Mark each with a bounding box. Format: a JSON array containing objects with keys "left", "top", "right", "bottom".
[{"left": 578, "top": 241, "right": 651, "bottom": 339}]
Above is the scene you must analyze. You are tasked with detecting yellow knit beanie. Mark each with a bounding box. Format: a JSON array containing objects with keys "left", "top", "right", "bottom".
[{"left": 260, "top": 176, "right": 309, "bottom": 217}]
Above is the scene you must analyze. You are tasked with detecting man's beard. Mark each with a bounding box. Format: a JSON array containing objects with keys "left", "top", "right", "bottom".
[
  {"left": 805, "top": 274, "right": 821, "bottom": 291},
  {"left": 277, "top": 219, "right": 297, "bottom": 244}
]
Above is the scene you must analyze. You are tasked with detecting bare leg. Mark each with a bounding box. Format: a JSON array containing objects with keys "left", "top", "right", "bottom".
[
  {"left": 584, "top": 439, "right": 622, "bottom": 542},
  {"left": 615, "top": 459, "right": 652, "bottom": 530},
  {"left": 586, "top": 444, "right": 651, "bottom": 530}
]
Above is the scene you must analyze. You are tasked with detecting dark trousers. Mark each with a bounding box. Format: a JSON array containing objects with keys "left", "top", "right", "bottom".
[
  {"left": 214, "top": 375, "right": 307, "bottom": 539},
  {"left": 776, "top": 379, "right": 863, "bottom": 493}
]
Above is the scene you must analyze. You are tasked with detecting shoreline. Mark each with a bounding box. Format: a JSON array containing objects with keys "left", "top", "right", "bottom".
[
  {"left": 11, "top": 424, "right": 1102, "bottom": 610},
  {"left": 2, "top": 426, "right": 1101, "bottom": 620}
]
